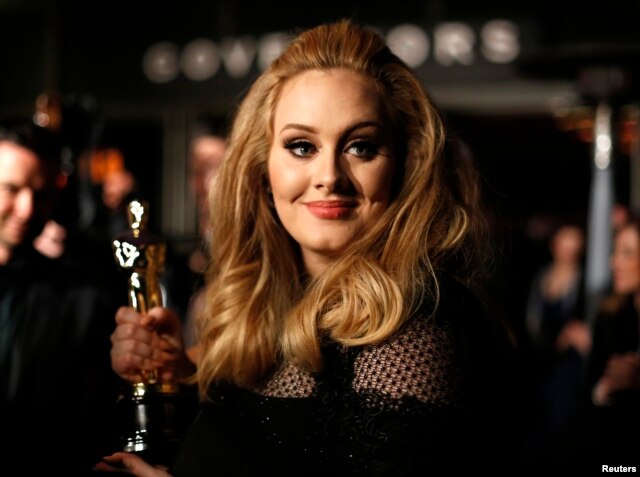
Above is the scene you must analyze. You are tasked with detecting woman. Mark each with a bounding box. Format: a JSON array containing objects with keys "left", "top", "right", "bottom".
[
  {"left": 590, "top": 218, "right": 640, "bottom": 405},
  {"left": 584, "top": 217, "right": 640, "bottom": 462},
  {"left": 524, "top": 224, "right": 590, "bottom": 440},
  {"left": 100, "top": 19, "right": 516, "bottom": 476}
]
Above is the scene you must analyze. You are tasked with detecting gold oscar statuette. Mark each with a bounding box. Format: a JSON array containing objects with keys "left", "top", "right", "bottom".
[{"left": 112, "top": 200, "right": 184, "bottom": 464}]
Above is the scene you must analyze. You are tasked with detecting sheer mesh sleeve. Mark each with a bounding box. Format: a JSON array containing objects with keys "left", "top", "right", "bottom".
[
  {"left": 256, "top": 361, "right": 316, "bottom": 398},
  {"left": 352, "top": 315, "right": 462, "bottom": 410},
  {"left": 256, "top": 313, "right": 464, "bottom": 407}
]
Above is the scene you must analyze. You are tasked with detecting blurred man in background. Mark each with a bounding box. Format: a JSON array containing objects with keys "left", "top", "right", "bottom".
[{"left": 0, "top": 122, "right": 123, "bottom": 476}]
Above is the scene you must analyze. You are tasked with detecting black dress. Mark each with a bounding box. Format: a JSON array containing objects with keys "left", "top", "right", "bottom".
[{"left": 171, "top": 278, "right": 519, "bottom": 476}]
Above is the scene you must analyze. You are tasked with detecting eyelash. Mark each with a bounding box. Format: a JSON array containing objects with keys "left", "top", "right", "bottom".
[
  {"left": 346, "top": 140, "right": 379, "bottom": 159},
  {"left": 283, "top": 139, "right": 379, "bottom": 160},
  {"left": 284, "top": 140, "right": 316, "bottom": 158}
]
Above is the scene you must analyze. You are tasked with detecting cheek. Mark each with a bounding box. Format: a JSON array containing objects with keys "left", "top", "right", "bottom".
[
  {"left": 0, "top": 195, "right": 14, "bottom": 215},
  {"left": 618, "top": 260, "right": 640, "bottom": 286},
  {"left": 0, "top": 194, "right": 20, "bottom": 217},
  {"left": 363, "top": 164, "right": 395, "bottom": 204},
  {"left": 268, "top": 157, "right": 305, "bottom": 202}
]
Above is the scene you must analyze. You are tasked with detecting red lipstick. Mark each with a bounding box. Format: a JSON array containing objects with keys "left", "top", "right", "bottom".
[{"left": 305, "top": 200, "right": 356, "bottom": 219}]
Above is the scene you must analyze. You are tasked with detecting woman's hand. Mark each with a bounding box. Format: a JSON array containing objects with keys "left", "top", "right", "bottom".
[
  {"left": 555, "top": 320, "right": 591, "bottom": 356},
  {"left": 593, "top": 352, "right": 640, "bottom": 405},
  {"left": 603, "top": 352, "right": 640, "bottom": 392},
  {"left": 110, "top": 306, "right": 193, "bottom": 383},
  {"left": 94, "top": 452, "right": 172, "bottom": 476}
]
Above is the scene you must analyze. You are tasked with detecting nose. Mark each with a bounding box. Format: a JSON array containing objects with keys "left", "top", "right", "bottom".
[
  {"left": 14, "top": 188, "right": 35, "bottom": 221},
  {"left": 313, "top": 150, "right": 348, "bottom": 192}
]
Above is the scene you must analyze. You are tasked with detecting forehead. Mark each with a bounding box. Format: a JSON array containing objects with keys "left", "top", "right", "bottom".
[
  {"left": 0, "top": 141, "right": 46, "bottom": 185},
  {"left": 273, "top": 69, "right": 386, "bottom": 126},
  {"left": 556, "top": 226, "right": 583, "bottom": 243},
  {"left": 192, "top": 137, "right": 225, "bottom": 162}
]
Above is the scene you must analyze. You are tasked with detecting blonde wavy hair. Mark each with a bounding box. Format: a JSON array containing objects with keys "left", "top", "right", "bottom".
[{"left": 196, "top": 19, "right": 492, "bottom": 396}]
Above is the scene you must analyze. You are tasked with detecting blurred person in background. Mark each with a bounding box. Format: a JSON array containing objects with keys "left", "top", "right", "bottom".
[
  {"left": 101, "top": 167, "right": 138, "bottom": 238},
  {"left": 524, "top": 222, "right": 590, "bottom": 449},
  {"left": 527, "top": 215, "right": 640, "bottom": 471},
  {"left": 0, "top": 122, "right": 123, "bottom": 476},
  {"left": 586, "top": 216, "right": 640, "bottom": 461},
  {"left": 181, "top": 120, "right": 227, "bottom": 358}
]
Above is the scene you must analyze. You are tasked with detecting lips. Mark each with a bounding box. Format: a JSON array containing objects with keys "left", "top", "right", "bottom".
[{"left": 305, "top": 200, "right": 356, "bottom": 219}]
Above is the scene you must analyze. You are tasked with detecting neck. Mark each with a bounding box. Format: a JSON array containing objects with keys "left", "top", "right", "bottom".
[{"left": 302, "top": 251, "right": 335, "bottom": 279}]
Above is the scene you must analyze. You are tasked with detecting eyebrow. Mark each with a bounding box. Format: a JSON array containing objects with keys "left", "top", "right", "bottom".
[
  {"left": 279, "top": 121, "right": 383, "bottom": 135},
  {"left": 279, "top": 123, "right": 316, "bottom": 134}
]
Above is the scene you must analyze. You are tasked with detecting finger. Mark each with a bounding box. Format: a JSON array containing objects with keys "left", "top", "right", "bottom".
[
  {"left": 94, "top": 453, "right": 133, "bottom": 474},
  {"left": 144, "top": 307, "right": 181, "bottom": 334},
  {"left": 153, "top": 334, "right": 183, "bottom": 352},
  {"left": 111, "top": 348, "right": 145, "bottom": 372},
  {"left": 116, "top": 306, "right": 145, "bottom": 326},
  {"left": 116, "top": 451, "right": 172, "bottom": 477},
  {"left": 111, "top": 342, "right": 158, "bottom": 379},
  {"left": 93, "top": 461, "right": 131, "bottom": 473},
  {"left": 113, "top": 335, "right": 156, "bottom": 358},
  {"left": 111, "top": 323, "right": 154, "bottom": 344}
]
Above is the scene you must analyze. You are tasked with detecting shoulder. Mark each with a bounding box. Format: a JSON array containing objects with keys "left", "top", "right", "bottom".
[
  {"left": 6, "top": 247, "right": 61, "bottom": 291},
  {"left": 350, "top": 278, "right": 485, "bottom": 409}
]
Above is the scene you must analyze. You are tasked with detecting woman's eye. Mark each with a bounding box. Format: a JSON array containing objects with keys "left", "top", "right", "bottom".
[
  {"left": 284, "top": 140, "right": 316, "bottom": 158},
  {"left": 346, "top": 141, "right": 378, "bottom": 159}
]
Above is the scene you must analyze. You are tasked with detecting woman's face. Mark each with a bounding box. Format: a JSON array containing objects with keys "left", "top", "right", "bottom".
[
  {"left": 611, "top": 224, "right": 640, "bottom": 295},
  {"left": 551, "top": 226, "right": 584, "bottom": 263},
  {"left": 268, "top": 68, "right": 396, "bottom": 276}
]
